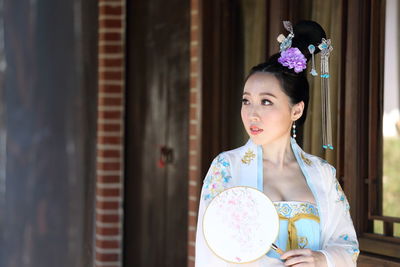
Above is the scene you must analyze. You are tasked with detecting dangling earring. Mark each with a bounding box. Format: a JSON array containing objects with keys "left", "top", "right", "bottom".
[{"left": 292, "top": 122, "right": 297, "bottom": 139}]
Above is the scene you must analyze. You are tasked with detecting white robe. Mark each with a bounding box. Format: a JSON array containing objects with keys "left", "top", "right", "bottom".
[{"left": 195, "top": 137, "right": 359, "bottom": 266}]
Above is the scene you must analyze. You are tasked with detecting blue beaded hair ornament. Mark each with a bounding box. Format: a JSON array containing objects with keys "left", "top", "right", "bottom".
[{"left": 277, "top": 21, "right": 334, "bottom": 150}]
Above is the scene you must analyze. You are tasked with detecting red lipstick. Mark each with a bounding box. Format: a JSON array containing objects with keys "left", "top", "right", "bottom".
[{"left": 250, "top": 126, "right": 264, "bottom": 135}]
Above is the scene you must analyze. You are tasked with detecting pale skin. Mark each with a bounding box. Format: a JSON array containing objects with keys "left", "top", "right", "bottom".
[{"left": 241, "top": 72, "right": 327, "bottom": 267}]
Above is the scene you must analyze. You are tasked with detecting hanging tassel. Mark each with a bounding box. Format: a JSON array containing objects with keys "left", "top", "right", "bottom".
[{"left": 318, "top": 39, "right": 334, "bottom": 150}]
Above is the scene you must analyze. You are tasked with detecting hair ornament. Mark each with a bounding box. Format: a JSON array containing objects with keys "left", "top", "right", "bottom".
[
  {"left": 308, "top": 44, "right": 318, "bottom": 76},
  {"left": 278, "top": 47, "right": 307, "bottom": 73},
  {"left": 276, "top": 20, "right": 335, "bottom": 150},
  {"left": 277, "top": 21, "right": 307, "bottom": 73},
  {"left": 277, "top": 21, "right": 295, "bottom": 52},
  {"left": 318, "top": 38, "right": 334, "bottom": 150}
]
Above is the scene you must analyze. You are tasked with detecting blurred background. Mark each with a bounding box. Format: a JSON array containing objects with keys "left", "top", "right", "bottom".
[{"left": 0, "top": 0, "right": 399, "bottom": 267}]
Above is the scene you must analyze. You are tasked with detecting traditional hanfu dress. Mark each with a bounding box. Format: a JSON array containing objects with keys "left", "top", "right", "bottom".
[{"left": 195, "top": 137, "right": 359, "bottom": 267}]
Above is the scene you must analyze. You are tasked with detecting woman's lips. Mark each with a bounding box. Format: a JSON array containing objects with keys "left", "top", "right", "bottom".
[{"left": 249, "top": 126, "right": 264, "bottom": 135}]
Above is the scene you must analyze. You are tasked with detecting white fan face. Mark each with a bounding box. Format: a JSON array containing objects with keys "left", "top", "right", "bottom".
[{"left": 203, "top": 186, "right": 279, "bottom": 264}]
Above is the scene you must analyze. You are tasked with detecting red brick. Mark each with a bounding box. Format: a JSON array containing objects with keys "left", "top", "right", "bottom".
[
  {"left": 189, "top": 139, "right": 198, "bottom": 152},
  {"left": 190, "top": 77, "right": 197, "bottom": 88},
  {"left": 99, "top": 5, "right": 122, "bottom": 16},
  {"left": 189, "top": 184, "right": 198, "bottom": 198},
  {"left": 191, "top": 0, "right": 199, "bottom": 9},
  {"left": 189, "top": 124, "right": 197, "bottom": 136},
  {"left": 101, "top": 188, "right": 121, "bottom": 197},
  {"left": 98, "top": 123, "right": 121, "bottom": 132},
  {"left": 190, "top": 45, "right": 198, "bottom": 57},
  {"left": 189, "top": 154, "right": 197, "bottom": 166},
  {"left": 99, "top": 58, "right": 123, "bottom": 68},
  {"left": 97, "top": 226, "right": 120, "bottom": 236},
  {"left": 97, "top": 175, "right": 121, "bottom": 183},
  {"left": 97, "top": 201, "right": 120, "bottom": 210},
  {"left": 100, "top": 136, "right": 122, "bottom": 144},
  {"left": 99, "top": 71, "right": 123, "bottom": 80},
  {"left": 99, "top": 19, "right": 122, "bottom": 28},
  {"left": 96, "top": 214, "right": 120, "bottom": 223},
  {"left": 188, "top": 244, "right": 195, "bottom": 256},
  {"left": 96, "top": 252, "right": 119, "bottom": 262},
  {"left": 190, "top": 61, "right": 198, "bottom": 73},
  {"left": 97, "top": 187, "right": 121, "bottom": 197},
  {"left": 189, "top": 106, "right": 197, "bottom": 120},
  {"left": 97, "top": 149, "right": 121, "bottom": 158},
  {"left": 189, "top": 228, "right": 196, "bottom": 241},
  {"left": 100, "top": 32, "right": 122, "bottom": 41},
  {"left": 97, "top": 162, "right": 121, "bottom": 171},
  {"left": 189, "top": 199, "right": 199, "bottom": 213},
  {"left": 99, "top": 110, "right": 122, "bottom": 119},
  {"left": 96, "top": 240, "right": 120, "bottom": 249},
  {"left": 188, "top": 212, "right": 197, "bottom": 227},
  {"left": 191, "top": 27, "right": 198, "bottom": 41},
  {"left": 190, "top": 91, "right": 197, "bottom": 104},
  {"left": 191, "top": 12, "right": 199, "bottom": 27},
  {"left": 100, "top": 45, "right": 123, "bottom": 54},
  {"left": 99, "top": 97, "right": 122, "bottom": 106},
  {"left": 99, "top": 84, "right": 123, "bottom": 94}
]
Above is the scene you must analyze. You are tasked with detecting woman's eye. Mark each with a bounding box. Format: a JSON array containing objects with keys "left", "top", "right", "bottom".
[
  {"left": 242, "top": 98, "right": 249, "bottom": 105},
  {"left": 261, "top": 99, "right": 272, "bottom": 105}
]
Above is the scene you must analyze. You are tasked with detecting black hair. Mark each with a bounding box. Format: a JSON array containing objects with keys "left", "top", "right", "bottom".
[{"left": 246, "top": 20, "right": 326, "bottom": 126}]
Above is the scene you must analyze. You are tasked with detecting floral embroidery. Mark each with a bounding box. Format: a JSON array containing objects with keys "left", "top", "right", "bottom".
[
  {"left": 274, "top": 202, "right": 319, "bottom": 218},
  {"left": 318, "top": 157, "right": 328, "bottom": 165},
  {"left": 300, "top": 153, "right": 312, "bottom": 166},
  {"left": 298, "top": 236, "right": 309, "bottom": 249},
  {"left": 203, "top": 155, "right": 232, "bottom": 201},
  {"left": 339, "top": 234, "right": 360, "bottom": 262},
  {"left": 241, "top": 149, "right": 256, "bottom": 165},
  {"left": 333, "top": 179, "right": 350, "bottom": 212}
]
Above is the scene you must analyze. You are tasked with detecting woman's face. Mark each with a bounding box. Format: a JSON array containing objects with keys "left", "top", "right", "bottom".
[{"left": 241, "top": 72, "right": 303, "bottom": 145}]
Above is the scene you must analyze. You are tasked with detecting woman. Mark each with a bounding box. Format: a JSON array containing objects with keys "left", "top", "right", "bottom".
[{"left": 195, "top": 21, "right": 359, "bottom": 267}]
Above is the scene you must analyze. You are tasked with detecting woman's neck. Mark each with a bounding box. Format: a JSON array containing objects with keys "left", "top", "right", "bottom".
[{"left": 261, "top": 135, "right": 295, "bottom": 170}]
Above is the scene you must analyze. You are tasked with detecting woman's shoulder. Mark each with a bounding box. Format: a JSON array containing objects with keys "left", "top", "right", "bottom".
[
  {"left": 302, "top": 150, "right": 336, "bottom": 175},
  {"left": 299, "top": 151, "right": 337, "bottom": 193},
  {"left": 201, "top": 144, "right": 249, "bottom": 202}
]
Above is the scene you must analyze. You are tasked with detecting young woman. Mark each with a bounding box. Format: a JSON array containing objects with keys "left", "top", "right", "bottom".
[{"left": 195, "top": 21, "right": 359, "bottom": 267}]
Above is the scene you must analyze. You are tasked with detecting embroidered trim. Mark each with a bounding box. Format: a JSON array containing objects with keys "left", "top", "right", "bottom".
[
  {"left": 203, "top": 155, "right": 232, "bottom": 201},
  {"left": 298, "top": 236, "right": 309, "bottom": 249},
  {"left": 339, "top": 234, "right": 360, "bottom": 262},
  {"left": 274, "top": 202, "right": 320, "bottom": 250},
  {"left": 274, "top": 202, "right": 320, "bottom": 219},
  {"left": 241, "top": 149, "right": 256, "bottom": 165},
  {"left": 300, "top": 153, "right": 312, "bottom": 166},
  {"left": 333, "top": 179, "right": 350, "bottom": 212}
]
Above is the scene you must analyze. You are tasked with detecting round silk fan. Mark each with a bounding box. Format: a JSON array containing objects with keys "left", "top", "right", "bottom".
[{"left": 202, "top": 186, "right": 280, "bottom": 264}]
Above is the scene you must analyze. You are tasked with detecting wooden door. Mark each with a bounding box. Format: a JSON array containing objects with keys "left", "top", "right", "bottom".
[{"left": 124, "top": 0, "right": 189, "bottom": 266}]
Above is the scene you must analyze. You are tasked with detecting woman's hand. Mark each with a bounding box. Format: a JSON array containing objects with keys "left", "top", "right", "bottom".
[{"left": 280, "top": 249, "right": 327, "bottom": 267}]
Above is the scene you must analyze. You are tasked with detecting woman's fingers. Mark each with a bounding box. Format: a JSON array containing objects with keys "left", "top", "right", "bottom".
[
  {"left": 280, "top": 248, "right": 312, "bottom": 260},
  {"left": 284, "top": 256, "right": 311, "bottom": 266}
]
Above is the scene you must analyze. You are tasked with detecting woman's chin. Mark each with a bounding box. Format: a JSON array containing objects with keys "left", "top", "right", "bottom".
[{"left": 248, "top": 135, "right": 267, "bottom": 145}]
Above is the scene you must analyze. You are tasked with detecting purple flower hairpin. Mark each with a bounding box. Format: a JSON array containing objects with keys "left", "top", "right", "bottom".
[{"left": 278, "top": 47, "right": 307, "bottom": 73}]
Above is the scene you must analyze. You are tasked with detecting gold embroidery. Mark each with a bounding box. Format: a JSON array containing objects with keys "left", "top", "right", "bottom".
[
  {"left": 298, "top": 236, "right": 309, "bottom": 249},
  {"left": 352, "top": 251, "right": 360, "bottom": 262},
  {"left": 301, "top": 153, "right": 312, "bottom": 166},
  {"left": 279, "top": 213, "right": 320, "bottom": 250},
  {"left": 241, "top": 149, "right": 256, "bottom": 165}
]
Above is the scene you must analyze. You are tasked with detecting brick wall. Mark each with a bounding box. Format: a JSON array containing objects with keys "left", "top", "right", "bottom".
[
  {"left": 95, "top": 0, "right": 126, "bottom": 267},
  {"left": 188, "top": 0, "right": 202, "bottom": 266}
]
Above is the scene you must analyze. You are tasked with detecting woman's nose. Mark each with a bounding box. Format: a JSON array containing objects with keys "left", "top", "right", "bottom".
[{"left": 248, "top": 107, "right": 260, "bottom": 121}]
